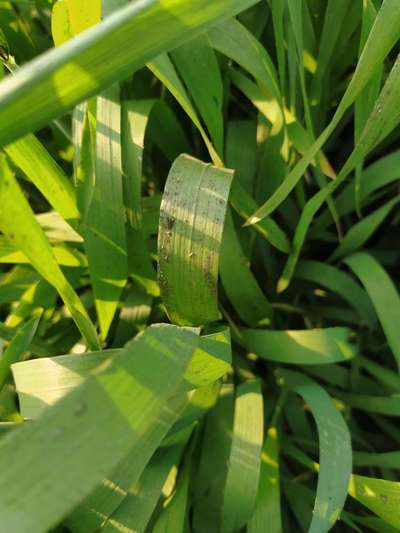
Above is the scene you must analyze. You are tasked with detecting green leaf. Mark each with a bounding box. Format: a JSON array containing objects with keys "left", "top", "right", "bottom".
[
  {"left": 221, "top": 379, "right": 264, "bottom": 533},
  {"left": 0, "top": 321, "right": 55, "bottom": 358},
  {"left": 246, "top": 0, "right": 400, "bottom": 223},
  {"left": 225, "top": 120, "right": 257, "bottom": 195},
  {"left": 330, "top": 196, "right": 400, "bottom": 261},
  {"left": 208, "top": 18, "right": 282, "bottom": 111},
  {"left": 344, "top": 252, "right": 400, "bottom": 370},
  {"left": 4, "top": 134, "right": 79, "bottom": 221},
  {"left": 310, "top": 0, "right": 350, "bottom": 105},
  {"left": 0, "top": 316, "right": 40, "bottom": 390},
  {"left": 358, "top": 357, "right": 400, "bottom": 392},
  {"left": 12, "top": 328, "right": 231, "bottom": 419},
  {"left": 148, "top": 53, "right": 221, "bottom": 165},
  {"left": 354, "top": 0, "right": 383, "bottom": 214},
  {"left": 171, "top": 34, "right": 224, "bottom": 155},
  {"left": 277, "top": 370, "right": 352, "bottom": 533},
  {"left": 295, "top": 260, "right": 376, "bottom": 328},
  {"left": 349, "top": 475, "right": 400, "bottom": 529},
  {"left": 52, "top": 0, "right": 101, "bottom": 46},
  {"left": 122, "top": 99, "right": 159, "bottom": 297},
  {"left": 353, "top": 450, "right": 400, "bottom": 469},
  {"left": 36, "top": 211, "right": 83, "bottom": 242},
  {"left": 0, "top": 154, "right": 99, "bottom": 350},
  {"left": 0, "top": 324, "right": 198, "bottom": 533},
  {"left": 5, "top": 279, "right": 55, "bottom": 329},
  {"left": 230, "top": 180, "right": 290, "bottom": 253},
  {"left": 0, "top": 238, "right": 87, "bottom": 268},
  {"left": 277, "top": 50, "right": 400, "bottom": 293},
  {"left": 270, "top": 0, "right": 286, "bottom": 96},
  {"left": 220, "top": 209, "right": 272, "bottom": 327},
  {"left": 171, "top": 380, "right": 221, "bottom": 435},
  {"left": 192, "top": 385, "right": 234, "bottom": 533},
  {"left": 313, "top": 151, "right": 400, "bottom": 233},
  {"left": 0, "top": 0, "right": 258, "bottom": 147},
  {"left": 151, "top": 26, "right": 290, "bottom": 254},
  {"left": 102, "top": 434, "right": 190, "bottom": 533},
  {"left": 248, "top": 424, "right": 282, "bottom": 533},
  {"left": 285, "top": 444, "right": 400, "bottom": 530},
  {"left": 243, "top": 327, "right": 357, "bottom": 365},
  {"left": 152, "top": 444, "right": 192, "bottom": 533},
  {"left": 333, "top": 391, "right": 400, "bottom": 416},
  {"left": 82, "top": 83, "right": 128, "bottom": 339},
  {"left": 67, "top": 393, "right": 189, "bottom": 532},
  {"left": 349, "top": 514, "right": 399, "bottom": 533},
  {"left": 158, "top": 154, "right": 232, "bottom": 326}
]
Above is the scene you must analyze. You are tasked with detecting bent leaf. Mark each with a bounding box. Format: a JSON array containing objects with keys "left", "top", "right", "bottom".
[{"left": 158, "top": 154, "right": 232, "bottom": 326}]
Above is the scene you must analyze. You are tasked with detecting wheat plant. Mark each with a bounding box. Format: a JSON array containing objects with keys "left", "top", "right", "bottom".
[{"left": 0, "top": 1, "right": 400, "bottom": 532}]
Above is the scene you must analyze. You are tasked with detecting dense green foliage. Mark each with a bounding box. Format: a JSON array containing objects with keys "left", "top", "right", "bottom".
[{"left": 1, "top": 0, "right": 400, "bottom": 531}]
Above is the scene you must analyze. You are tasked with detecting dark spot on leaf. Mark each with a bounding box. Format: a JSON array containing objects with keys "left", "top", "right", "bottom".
[
  {"left": 166, "top": 216, "right": 175, "bottom": 230},
  {"left": 74, "top": 401, "right": 87, "bottom": 417},
  {"left": 204, "top": 271, "right": 215, "bottom": 290}
]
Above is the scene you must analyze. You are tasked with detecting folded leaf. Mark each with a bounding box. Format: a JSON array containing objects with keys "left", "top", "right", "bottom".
[{"left": 158, "top": 154, "right": 232, "bottom": 326}]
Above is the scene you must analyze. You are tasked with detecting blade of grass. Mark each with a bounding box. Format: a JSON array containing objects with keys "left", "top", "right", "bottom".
[
  {"left": 354, "top": 0, "right": 383, "bottom": 215},
  {"left": 243, "top": 327, "right": 357, "bottom": 365},
  {"left": 353, "top": 450, "right": 400, "bottom": 469},
  {"left": 332, "top": 390, "right": 400, "bottom": 416},
  {"left": 0, "top": 238, "right": 87, "bottom": 268},
  {"left": 171, "top": 34, "right": 224, "bottom": 156},
  {"left": 0, "top": 315, "right": 40, "bottom": 391},
  {"left": 221, "top": 379, "right": 264, "bottom": 533},
  {"left": 102, "top": 433, "right": 190, "bottom": 533},
  {"left": 0, "top": 154, "right": 99, "bottom": 350},
  {"left": 122, "top": 99, "right": 159, "bottom": 297},
  {"left": 192, "top": 384, "right": 234, "bottom": 533},
  {"left": 226, "top": 120, "right": 257, "bottom": 195},
  {"left": 314, "top": 151, "right": 400, "bottom": 232},
  {"left": 152, "top": 441, "right": 192, "bottom": 533},
  {"left": 66, "top": 392, "right": 190, "bottom": 533},
  {"left": 151, "top": 34, "right": 290, "bottom": 254},
  {"left": 12, "top": 328, "right": 231, "bottom": 419},
  {"left": 220, "top": 209, "right": 272, "bottom": 327},
  {"left": 295, "top": 260, "right": 376, "bottom": 328},
  {"left": 330, "top": 196, "right": 400, "bottom": 261},
  {"left": 230, "top": 180, "right": 290, "bottom": 253},
  {"left": 248, "top": 416, "right": 282, "bottom": 533},
  {"left": 286, "top": 444, "right": 400, "bottom": 530},
  {"left": 344, "top": 252, "right": 400, "bottom": 370},
  {"left": 148, "top": 53, "right": 221, "bottom": 165},
  {"left": 310, "top": 0, "right": 350, "bottom": 107},
  {"left": 348, "top": 475, "right": 400, "bottom": 529},
  {"left": 358, "top": 357, "right": 400, "bottom": 392},
  {"left": 4, "top": 134, "right": 79, "bottom": 221},
  {"left": 277, "top": 370, "right": 352, "bottom": 533},
  {"left": 82, "top": 83, "right": 128, "bottom": 339}
]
